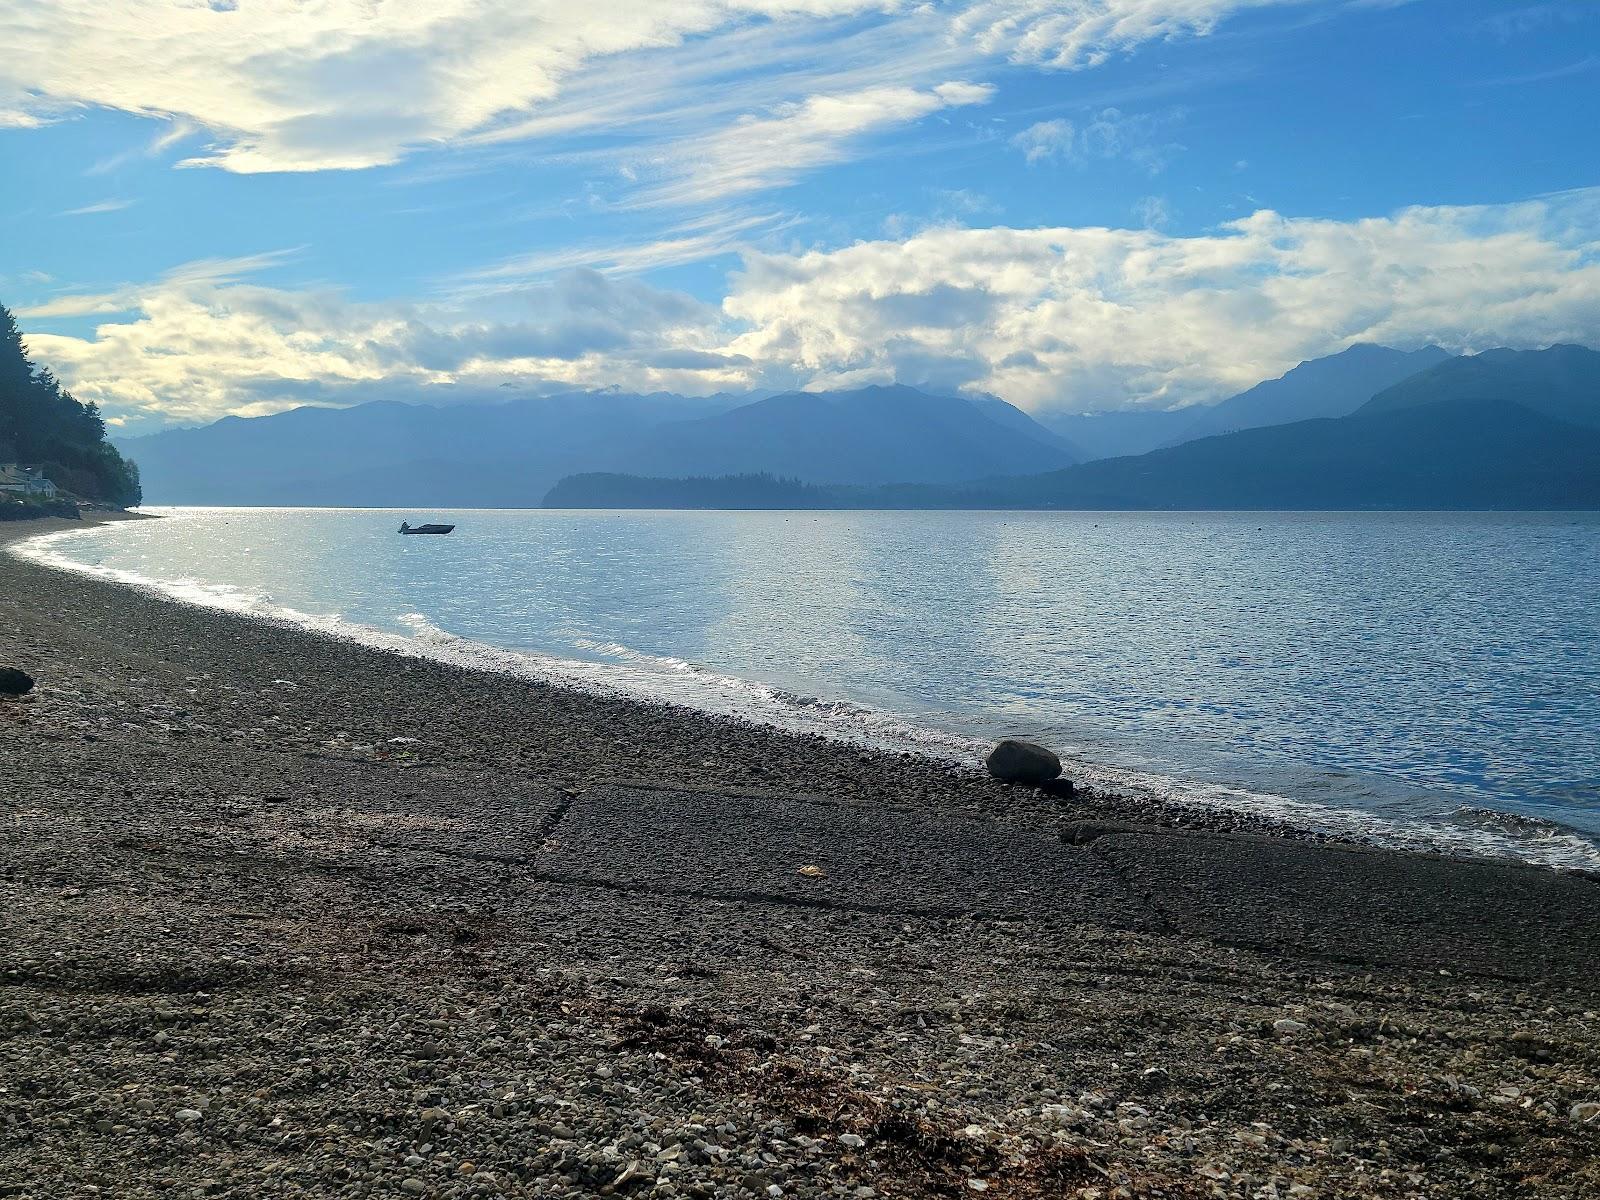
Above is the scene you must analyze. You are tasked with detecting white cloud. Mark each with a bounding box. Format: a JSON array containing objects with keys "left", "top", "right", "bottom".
[
  {"left": 2, "top": 1, "right": 1307, "bottom": 174},
  {"left": 722, "top": 190, "right": 1600, "bottom": 409},
  {"left": 59, "top": 198, "right": 135, "bottom": 216},
  {"left": 1, "top": 1, "right": 897, "bottom": 173},
  {"left": 20, "top": 251, "right": 304, "bottom": 318},
  {"left": 1010, "top": 107, "right": 1180, "bottom": 170},
  {"left": 632, "top": 81, "right": 995, "bottom": 207},
  {"left": 1132, "top": 194, "right": 1171, "bottom": 228},
  {"left": 28, "top": 191, "right": 1598, "bottom": 428},
  {"left": 22, "top": 261, "right": 736, "bottom": 427},
  {"left": 954, "top": 0, "right": 1308, "bottom": 69},
  {"left": 462, "top": 211, "right": 797, "bottom": 287},
  {"left": 1012, "top": 118, "right": 1075, "bottom": 164},
  {"left": 87, "top": 117, "right": 199, "bottom": 176}
]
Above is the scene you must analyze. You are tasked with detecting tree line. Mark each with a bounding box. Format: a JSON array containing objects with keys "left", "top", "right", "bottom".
[{"left": 0, "top": 303, "right": 141, "bottom": 508}]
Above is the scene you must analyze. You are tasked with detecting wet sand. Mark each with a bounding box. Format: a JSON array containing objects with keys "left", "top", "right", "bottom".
[{"left": 2, "top": 514, "right": 1598, "bottom": 1199}]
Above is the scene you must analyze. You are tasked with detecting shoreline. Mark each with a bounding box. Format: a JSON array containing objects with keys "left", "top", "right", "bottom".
[
  {"left": 19, "top": 511, "right": 1600, "bottom": 873},
  {"left": 8, "top": 512, "right": 1325, "bottom": 847},
  {"left": 3, "top": 512, "right": 1599, "bottom": 1196}
]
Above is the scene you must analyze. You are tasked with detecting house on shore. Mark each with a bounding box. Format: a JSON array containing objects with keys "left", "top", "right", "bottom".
[{"left": 0, "top": 465, "right": 60, "bottom": 499}]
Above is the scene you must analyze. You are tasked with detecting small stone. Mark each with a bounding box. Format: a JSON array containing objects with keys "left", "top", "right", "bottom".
[
  {"left": 400, "top": 1180, "right": 427, "bottom": 1195},
  {"left": 1041, "top": 1104, "right": 1087, "bottom": 1127},
  {"left": 174, "top": 1109, "right": 203, "bottom": 1123},
  {"left": 0, "top": 667, "right": 34, "bottom": 697},
  {"left": 457, "top": 1163, "right": 475, "bottom": 1175},
  {"left": 984, "top": 739, "right": 1061, "bottom": 785},
  {"left": 838, "top": 1133, "right": 865, "bottom": 1149},
  {"left": 1273, "top": 1019, "right": 1308, "bottom": 1035}
]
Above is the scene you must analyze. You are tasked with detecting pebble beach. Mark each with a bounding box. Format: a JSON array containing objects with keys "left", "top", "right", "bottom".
[{"left": 2, "top": 514, "right": 1599, "bottom": 1200}]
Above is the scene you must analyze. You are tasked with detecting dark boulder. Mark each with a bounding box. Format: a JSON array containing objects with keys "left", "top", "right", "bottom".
[
  {"left": 0, "top": 667, "right": 35, "bottom": 696},
  {"left": 985, "top": 738, "right": 1062, "bottom": 785}
]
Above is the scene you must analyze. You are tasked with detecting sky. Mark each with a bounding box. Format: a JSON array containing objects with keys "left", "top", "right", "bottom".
[{"left": 2, "top": 0, "right": 1598, "bottom": 434}]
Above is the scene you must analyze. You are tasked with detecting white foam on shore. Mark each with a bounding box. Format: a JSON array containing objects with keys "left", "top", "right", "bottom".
[{"left": 14, "top": 522, "right": 1600, "bottom": 874}]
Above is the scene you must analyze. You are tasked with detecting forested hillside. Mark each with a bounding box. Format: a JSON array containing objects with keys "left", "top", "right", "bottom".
[{"left": 0, "top": 304, "right": 140, "bottom": 507}]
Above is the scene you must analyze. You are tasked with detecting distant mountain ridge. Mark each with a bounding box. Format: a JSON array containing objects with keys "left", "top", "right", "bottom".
[
  {"left": 118, "top": 384, "right": 1075, "bottom": 505},
  {"left": 119, "top": 343, "right": 1596, "bottom": 508},
  {"left": 548, "top": 346, "right": 1600, "bottom": 511},
  {"left": 1003, "top": 398, "right": 1600, "bottom": 510},
  {"left": 1043, "top": 343, "right": 1455, "bottom": 458},
  {"left": 1165, "top": 343, "right": 1455, "bottom": 444},
  {"left": 611, "top": 385, "right": 1076, "bottom": 485},
  {"left": 1359, "top": 343, "right": 1600, "bottom": 429},
  {"left": 116, "top": 390, "right": 751, "bottom": 504}
]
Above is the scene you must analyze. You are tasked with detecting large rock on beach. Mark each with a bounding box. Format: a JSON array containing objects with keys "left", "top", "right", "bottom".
[
  {"left": 0, "top": 667, "right": 34, "bottom": 696},
  {"left": 985, "top": 738, "right": 1062, "bottom": 785}
]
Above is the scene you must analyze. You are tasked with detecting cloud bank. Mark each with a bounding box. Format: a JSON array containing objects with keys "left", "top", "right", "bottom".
[
  {"left": 24, "top": 269, "right": 735, "bottom": 428},
  {"left": 25, "top": 191, "right": 1600, "bottom": 427},
  {"left": 726, "top": 192, "right": 1600, "bottom": 407}
]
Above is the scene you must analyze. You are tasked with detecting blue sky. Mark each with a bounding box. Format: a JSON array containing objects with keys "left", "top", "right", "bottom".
[{"left": 2, "top": 0, "right": 1598, "bottom": 433}]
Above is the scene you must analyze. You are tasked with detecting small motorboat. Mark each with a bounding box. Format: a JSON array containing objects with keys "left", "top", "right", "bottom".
[{"left": 399, "top": 521, "right": 455, "bottom": 535}]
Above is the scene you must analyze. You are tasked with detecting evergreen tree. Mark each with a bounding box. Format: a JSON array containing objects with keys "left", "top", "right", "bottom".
[{"left": 0, "top": 302, "right": 142, "bottom": 507}]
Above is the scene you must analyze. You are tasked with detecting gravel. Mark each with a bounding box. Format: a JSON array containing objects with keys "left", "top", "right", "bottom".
[{"left": 1, "top": 514, "right": 1598, "bottom": 1199}]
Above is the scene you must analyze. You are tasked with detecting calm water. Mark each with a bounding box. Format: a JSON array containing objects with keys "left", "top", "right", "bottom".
[{"left": 19, "top": 507, "right": 1600, "bottom": 869}]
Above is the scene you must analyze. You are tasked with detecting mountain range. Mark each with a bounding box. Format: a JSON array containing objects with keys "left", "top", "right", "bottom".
[
  {"left": 549, "top": 346, "right": 1600, "bottom": 511},
  {"left": 117, "top": 384, "right": 1075, "bottom": 506},
  {"left": 116, "top": 342, "right": 1600, "bottom": 510},
  {"left": 1039, "top": 343, "right": 1454, "bottom": 458}
]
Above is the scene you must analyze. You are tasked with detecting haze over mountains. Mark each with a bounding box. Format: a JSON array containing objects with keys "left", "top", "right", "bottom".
[
  {"left": 116, "top": 390, "right": 743, "bottom": 507},
  {"left": 117, "top": 343, "right": 1600, "bottom": 510},
  {"left": 118, "top": 384, "right": 1077, "bottom": 506},
  {"left": 550, "top": 346, "right": 1600, "bottom": 511}
]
